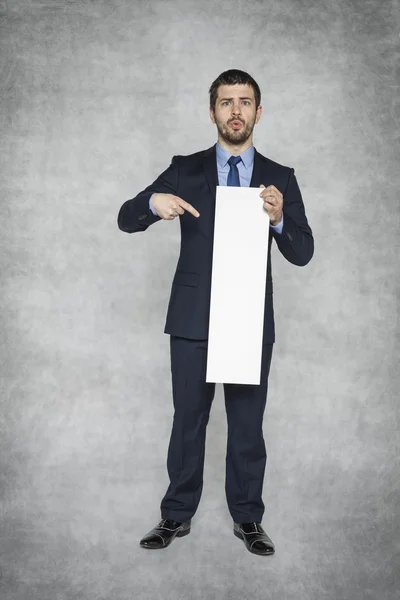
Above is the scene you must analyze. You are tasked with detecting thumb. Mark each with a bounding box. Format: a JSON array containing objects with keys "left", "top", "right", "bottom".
[{"left": 259, "top": 184, "right": 265, "bottom": 188}]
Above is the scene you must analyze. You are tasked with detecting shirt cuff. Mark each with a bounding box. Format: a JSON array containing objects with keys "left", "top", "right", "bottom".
[
  {"left": 270, "top": 214, "right": 284, "bottom": 234},
  {"left": 149, "top": 194, "right": 158, "bottom": 216}
]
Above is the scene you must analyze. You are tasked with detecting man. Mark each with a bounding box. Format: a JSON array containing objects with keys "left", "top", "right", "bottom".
[{"left": 117, "top": 69, "right": 314, "bottom": 556}]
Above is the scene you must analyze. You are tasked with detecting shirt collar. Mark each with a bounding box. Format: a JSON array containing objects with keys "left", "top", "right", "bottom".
[{"left": 216, "top": 141, "right": 254, "bottom": 169}]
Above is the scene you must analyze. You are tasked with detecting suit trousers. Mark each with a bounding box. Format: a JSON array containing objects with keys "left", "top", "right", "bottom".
[{"left": 160, "top": 335, "right": 274, "bottom": 524}]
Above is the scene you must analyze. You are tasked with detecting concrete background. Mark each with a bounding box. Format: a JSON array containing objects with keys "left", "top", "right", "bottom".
[{"left": 0, "top": 0, "right": 399, "bottom": 598}]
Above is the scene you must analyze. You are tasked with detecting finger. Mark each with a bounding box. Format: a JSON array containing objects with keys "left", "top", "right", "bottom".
[
  {"left": 263, "top": 199, "right": 276, "bottom": 208},
  {"left": 265, "top": 185, "right": 283, "bottom": 197},
  {"left": 264, "top": 196, "right": 281, "bottom": 209},
  {"left": 259, "top": 184, "right": 281, "bottom": 197},
  {"left": 263, "top": 188, "right": 280, "bottom": 198},
  {"left": 177, "top": 197, "right": 200, "bottom": 218},
  {"left": 260, "top": 189, "right": 278, "bottom": 199},
  {"left": 260, "top": 191, "right": 281, "bottom": 203},
  {"left": 261, "top": 194, "right": 277, "bottom": 204},
  {"left": 173, "top": 205, "right": 185, "bottom": 215},
  {"left": 263, "top": 191, "right": 282, "bottom": 205}
]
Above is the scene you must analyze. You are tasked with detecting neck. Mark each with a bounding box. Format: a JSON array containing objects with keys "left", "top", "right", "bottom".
[{"left": 217, "top": 136, "right": 253, "bottom": 156}]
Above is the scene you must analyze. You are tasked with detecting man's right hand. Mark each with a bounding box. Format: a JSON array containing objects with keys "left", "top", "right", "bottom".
[{"left": 152, "top": 193, "right": 200, "bottom": 220}]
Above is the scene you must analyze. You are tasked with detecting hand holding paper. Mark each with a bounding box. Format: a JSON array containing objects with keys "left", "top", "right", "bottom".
[{"left": 259, "top": 184, "right": 283, "bottom": 225}]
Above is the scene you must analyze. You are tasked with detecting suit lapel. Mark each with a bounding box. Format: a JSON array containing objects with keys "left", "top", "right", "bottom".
[
  {"left": 202, "top": 144, "right": 218, "bottom": 198},
  {"left": 202, "top": 143, "right": 265, "bottom": 199},
  {"left": 250, "top": 147, "right": 264, "bottom": 188}
]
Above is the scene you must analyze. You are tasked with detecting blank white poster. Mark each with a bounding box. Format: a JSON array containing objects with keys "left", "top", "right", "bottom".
[{"left": 206, "top": 186, "right": 270, "bottom": 385}]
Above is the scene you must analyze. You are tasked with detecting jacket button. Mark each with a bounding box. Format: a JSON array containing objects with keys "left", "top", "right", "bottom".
[
  {"left": 138, "top": 214, "right": 147, "bottom": 221},
  {"left": 287, "top": 233, "right": 293, "bottom": 242}
]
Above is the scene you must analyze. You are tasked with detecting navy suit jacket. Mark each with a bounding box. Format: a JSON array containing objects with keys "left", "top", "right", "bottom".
[{"left": 118, "top": 143, "right": 314, "bottom": 344}]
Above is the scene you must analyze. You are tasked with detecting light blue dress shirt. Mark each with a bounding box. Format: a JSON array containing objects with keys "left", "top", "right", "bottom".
[{"left": 149, "top": 142, "right": 284, "bottom": 234}]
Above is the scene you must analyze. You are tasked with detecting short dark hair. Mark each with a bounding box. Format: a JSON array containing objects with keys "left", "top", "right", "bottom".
[{"left": 209, "top": 69, "right": 261, "bottom": 111}]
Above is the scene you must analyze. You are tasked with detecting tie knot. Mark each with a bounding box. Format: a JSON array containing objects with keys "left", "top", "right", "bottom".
[{"left": 228, "top": 155, "right": 241, "bottom": 166}]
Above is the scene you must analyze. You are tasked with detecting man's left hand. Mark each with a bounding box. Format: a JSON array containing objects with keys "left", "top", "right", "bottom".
[{"left": 259, "top": 184, "right": 283, "bottom": 226}]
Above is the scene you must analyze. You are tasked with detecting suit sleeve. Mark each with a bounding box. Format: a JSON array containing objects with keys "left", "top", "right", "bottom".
[
  {"left": 271, "top": 168, "right": 314, "bottom": 266},
  {"left": 117, "top": 155, "right": 180, "bottom": 233}
]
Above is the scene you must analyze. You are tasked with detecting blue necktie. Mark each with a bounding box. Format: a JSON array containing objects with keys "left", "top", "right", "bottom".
[{"left": 227, "top": 155, "right": 241, "bottom": 186}]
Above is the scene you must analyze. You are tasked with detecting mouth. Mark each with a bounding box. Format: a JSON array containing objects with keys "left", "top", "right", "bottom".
[{"left": 229, "top": 121, "right": 243, "bottom": 129}]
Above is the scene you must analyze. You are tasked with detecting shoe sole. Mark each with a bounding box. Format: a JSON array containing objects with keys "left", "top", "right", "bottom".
[
  {"left": 140, "top": 526, "right": 191, "bottom": 549},
  {"left": 233, "top": 529, "right": 275, "bottom": 555}
]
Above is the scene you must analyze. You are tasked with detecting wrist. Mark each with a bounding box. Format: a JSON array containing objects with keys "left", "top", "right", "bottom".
[{"left": 270, "top": 214, "right": 282, "bottom": 227}]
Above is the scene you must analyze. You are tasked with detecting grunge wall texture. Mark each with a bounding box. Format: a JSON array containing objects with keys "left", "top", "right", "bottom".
[{"left": 0, "top": 1, "right": 399, "bottom": 599}]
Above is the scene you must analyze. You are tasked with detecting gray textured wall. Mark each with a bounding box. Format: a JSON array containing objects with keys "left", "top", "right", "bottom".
[{"left": 1, "top": 1, "right": 399, "bottom": 599}]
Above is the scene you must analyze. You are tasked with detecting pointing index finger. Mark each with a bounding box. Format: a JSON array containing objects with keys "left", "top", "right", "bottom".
[{"left": 178, "top": 197, "right": 200, "bottom": 218}]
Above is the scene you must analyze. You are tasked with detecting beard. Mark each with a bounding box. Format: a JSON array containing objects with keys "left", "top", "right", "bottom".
[{"left": 215, "top": 116, "right": 255, "bottom": 145}]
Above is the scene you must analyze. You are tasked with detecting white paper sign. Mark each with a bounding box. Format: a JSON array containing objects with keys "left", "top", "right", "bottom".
[{"left": 206, "top": 186, "right": 270, "bottom": 385}]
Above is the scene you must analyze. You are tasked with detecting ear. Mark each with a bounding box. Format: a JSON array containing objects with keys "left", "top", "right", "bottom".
[
  {"left": 255, "top": 104, "right": 262, "bottom": 124},
  {"left": 209, "top": 106, "right": 216, "bottom": 124}
]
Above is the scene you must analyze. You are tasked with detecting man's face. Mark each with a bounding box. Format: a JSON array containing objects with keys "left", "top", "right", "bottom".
[{"left": 210, "top": 83, "right": 262, "bottom": 145}]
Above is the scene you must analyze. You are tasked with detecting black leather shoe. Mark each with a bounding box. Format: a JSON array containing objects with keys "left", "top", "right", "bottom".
[
  {"left": 139, "top": 519, "right": 191, "bottom": 549},
  {"left": 233, "top": 522, "right": 275, "bottom": 555}
]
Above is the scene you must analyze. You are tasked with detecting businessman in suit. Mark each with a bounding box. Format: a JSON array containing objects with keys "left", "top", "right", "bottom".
[{"left": 118, "top": 69, "right": 313, "bottom": 556}]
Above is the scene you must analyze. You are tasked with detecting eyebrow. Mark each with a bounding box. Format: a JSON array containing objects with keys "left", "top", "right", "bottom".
[{"left": 219, "top": 97, "right": 253, "bottom": 101}]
